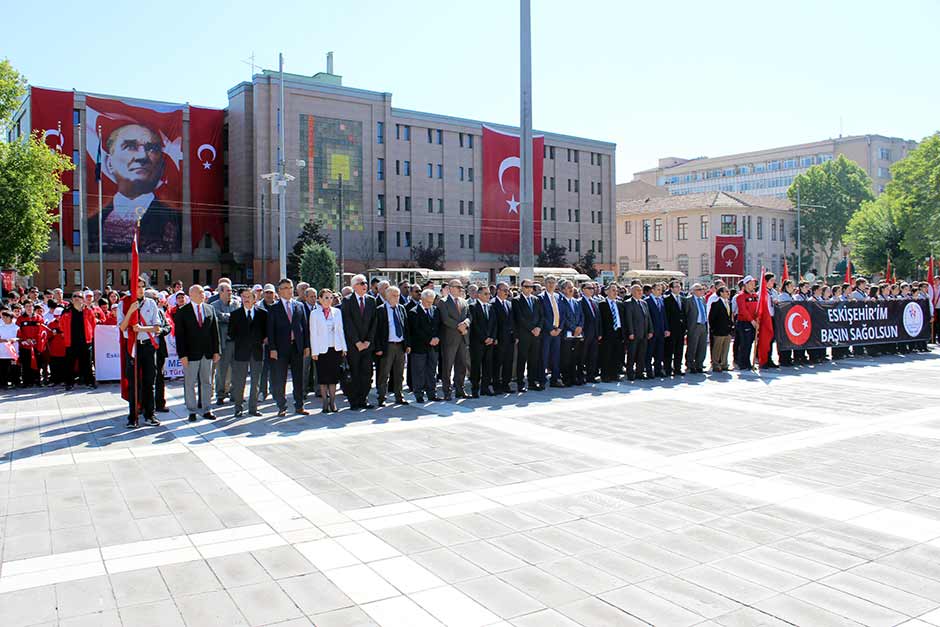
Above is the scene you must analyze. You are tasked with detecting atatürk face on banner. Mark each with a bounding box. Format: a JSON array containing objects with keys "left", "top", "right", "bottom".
[{"left": 106, "top": 124, "right": 165, "bottom": 198}]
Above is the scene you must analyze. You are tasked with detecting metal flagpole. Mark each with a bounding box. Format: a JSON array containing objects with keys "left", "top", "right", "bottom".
[
  {"left": 77, "top": 119, "right": 86, "bottom": 288},
  {"left": 796, "top": 185, "right": 801, "bottom": 279},
  {"left": 97, "top": 125, "right": 104, "bottom": 292},
  {"left": 518, "top": 0, "right": 534, "bottom": 282},
  {"left": 57, "top": 120, "right": 65, "bottom": 290},
  {"left": 278, "top": 52, "right": 287, "bottom": 279}
]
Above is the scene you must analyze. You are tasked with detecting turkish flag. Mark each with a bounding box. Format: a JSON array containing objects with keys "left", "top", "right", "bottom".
[
  {"left": 30, "top": 87, "right": 74, "bottom": 249},
  {"left": 755, "top": 267, "right": 774, "bottom": 366},
  {"left": 189, "top": 107, "right": 225, "bottom": 250},
  {"left": 714, "top": 235, "right": 745, "bottom": 276},
  {"left": 481, "top": 126, "right": 543, "bottom": 254}
]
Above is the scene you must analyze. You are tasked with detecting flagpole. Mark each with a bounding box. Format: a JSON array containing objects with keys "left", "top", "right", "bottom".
[
  {"left": 56, "top": 120, "right": 65, "bottom": 290},
  {"left": 518, "top": 0, "right": 534, "bottom": 282},
  {"left": 77, "top": 118, "right": 86, "bottom": 288},
  {"left": 97, "top": 125, "right": 104, "bottom": 292}
]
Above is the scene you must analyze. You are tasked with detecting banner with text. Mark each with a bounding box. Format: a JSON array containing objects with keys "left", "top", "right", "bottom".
[
  {"left": 94, "top": 326, "right": 183, "bottom": 381},
  {"left": 774, "top": 300, "right": 930, "bottom": 351}
]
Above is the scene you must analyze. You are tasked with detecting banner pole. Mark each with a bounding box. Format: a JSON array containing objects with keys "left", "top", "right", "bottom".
[
  {"left": 77, "top": 118, "right": 86, "bottom": 288},
  {"left": 57, "top": 120, "right": 65, "bottom": 290},
  {"left": 97, "top": 125, "right": 104, "bottom": 292}
]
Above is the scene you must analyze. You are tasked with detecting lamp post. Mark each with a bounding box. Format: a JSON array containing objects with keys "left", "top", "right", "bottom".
[{"left": 518, "top": 0, "right": 534, "bottom": 283}]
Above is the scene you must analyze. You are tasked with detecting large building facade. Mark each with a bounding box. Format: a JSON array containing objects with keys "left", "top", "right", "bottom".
[
  {"left": 229, "top": 67, "right": 617, "bottom": 283},
  {"left": 633, "top": 135, "right": 917, "bottom": 198},
  {"left": 616, "top": 190, "right": 794, "bottom": 285},
  {"left": 12, "top": 63, "right": 617, "bottom": 290}
]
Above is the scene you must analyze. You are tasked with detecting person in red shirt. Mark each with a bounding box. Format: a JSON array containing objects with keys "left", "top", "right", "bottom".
[
  {"left": 60, "top": 291, "right": 98, "bottom": 389},
  {"left": 47, "top": 308, "right": 68, "bottom": 385},
  {"left": 733, "top": 275, "right": 760, "bottom": 370},
  {"left": 16, "top": 301, "right": 49, "bottom": 387}
]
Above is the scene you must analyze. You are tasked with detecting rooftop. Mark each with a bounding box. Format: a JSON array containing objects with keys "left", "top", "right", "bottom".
[{"left": 617, "top": 191, "right": 793, "bottom": 216}]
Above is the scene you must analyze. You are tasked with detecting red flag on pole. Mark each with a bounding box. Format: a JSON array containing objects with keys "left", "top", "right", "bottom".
[
  {"left": 781, "top": 259, "right": 789, "bottom": 282},
  {"left": 714, "top": 236, "right": 745, "bottom": 277},
  {"left": 755, "top": 268, "right": 774, "bottom": 367},
  {"left": 885, "top": 255, "right": 892, "bottom": 284},
  {"left": 844, "top": 254, "right": 852, "bottom": 285},
  {"left": 929, "top": 254, "right": 935, "bottom": 283}
]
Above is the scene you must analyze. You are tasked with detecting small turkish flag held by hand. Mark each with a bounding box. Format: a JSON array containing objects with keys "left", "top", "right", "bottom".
[{"left": 481, "top": 126, "right": 543, "bottom": 255}]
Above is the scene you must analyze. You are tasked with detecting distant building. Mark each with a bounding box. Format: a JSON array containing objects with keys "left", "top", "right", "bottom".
[
  {"left": 633, "top": 135, "right": 918, "bottom": 198},
  {"left": 616, "top": 191, "right": 793, "bottom": 284}
]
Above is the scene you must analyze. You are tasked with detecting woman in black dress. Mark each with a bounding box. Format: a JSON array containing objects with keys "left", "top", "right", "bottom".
[{"left": 309, "top": 288, "right": 347, "bottom": 412}]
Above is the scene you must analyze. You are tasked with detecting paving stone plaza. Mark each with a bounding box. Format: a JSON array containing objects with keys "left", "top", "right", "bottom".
[{"left": 2, "top": 351, "right": 940, "bottom": 626}]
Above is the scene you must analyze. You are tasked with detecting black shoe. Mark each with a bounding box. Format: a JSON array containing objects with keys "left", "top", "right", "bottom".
[
  {"left": 126, "top": 421, "right": 138, "bottom": 429},
  {"left": 155, "top": 406, "right": 170, "bottom": 413},
  {"left": 396, "top": 397, "right": 409, "bottom": 405},
  {"left": 362, "top": 403, "right": 375, "bottom": 409},
  {"left": 428, "top": 395, "right": 442, "bottom": 402},
  {"left": 215, "top": 398, "right": 226, "bottom": 406},
  {"left": 188, "top": 414, "right": 197, "bottom": 422},
  {"left": 234, "top": 409, "right": 244, "bottom": 417},
  {"left": 377, "top": 399, "right": 386, "bottom": 407},
  {"left": 414, "top": 396, "right": 424, "bottom": 403},
  {"left": 277, "top": 409, "right": 287, "bottom": 417},
  {"left": 455, "top": 391, "right": 467, "bottom": 399},
  {"left": 517, "top": 386, "right": 528, "bottom": 393},
  {"left": 65, "top": 385, "right": 73, "bottom": 391},
  {"left": 470, "top": 391, "right": 480, "bottom": 398},
  {"left": 203, "top": 412, "right": 217, "bottom": 420},
  {"left": 250, "top": 411, "right": 262, "bottom": 417},
  {"left": 145, "top": 416, "right": 160, "bottom": 427}
]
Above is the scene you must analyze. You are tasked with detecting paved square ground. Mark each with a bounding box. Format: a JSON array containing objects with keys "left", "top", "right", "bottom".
[{"left": 2, "top": 350, "right": 940, "bottom": 626}]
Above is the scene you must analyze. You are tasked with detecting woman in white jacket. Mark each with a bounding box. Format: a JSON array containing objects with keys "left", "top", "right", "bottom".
[{"left": 309, "top": 288, "right": 347, "bottom": 413}]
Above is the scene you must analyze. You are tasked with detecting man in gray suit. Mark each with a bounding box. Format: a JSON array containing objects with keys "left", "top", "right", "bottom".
[
  {"left": 439, "top": 279, "right": 471, "bottom": 400},
  {"left": 683, "top": 283, "right": 709, "bottom": 373},
  {"left": 210, "top": 282, "right": 240, "bottom": 404},
  {"left": 623, "top": 284, "right": 653, "bottom": 381}
]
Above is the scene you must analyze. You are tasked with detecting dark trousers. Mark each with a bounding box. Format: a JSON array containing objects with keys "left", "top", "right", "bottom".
[
  {"left": 645, "top": 334, "right": 665, "bottom": 377},
  {"left": 346, "top": 345, "right": 374, "bottom": 407},
  {"left": 560, "top": 337, "right": 583, "bottom": 385},
  {"left": 0, "top": 359, "right": 17, "bottom": 388},
  {"left": 581, "top": 336, "right": 599, "bottom": 383},
  {"left": 66, "top": 342, "right": 93, "bottom": 386},
  {"left": 155, "top": 351, "right": 166, "bottom": 408},
  {"left": 664, "top": 331, "right": 684, "bottom": 375},
  {"left": 626, "top": 337, "right": 647, "bottom": 379},
  {"left": 50, "top": 356, "right": 66, "bottom": 385},
  {"left": 734, "top": 321, "right": 756, "bottom": 369},
  {"left": 376, "top": 342, "right": 406, "bottom": 400},
  {"left": 540, "top": 333, "right": 561, "bottom": 384},
  {"left": 600, "top": 335, "right": 624, "bottom": 380},
  {"left": 410, "top": 350, "right": 437, "bottom": 399},
  {"left": 516, "top": 333, "right": 540, "bottom": 388},
  {"left": 271, "top": 344, "right": 305, "bottom": 411},
  {"left": 231, "top": 358, "right": 262, "bottom": 413},
  {"left": 469, "top": 342, "right": 494, "bottom": 393},
  {"left": 493, "top": 343, "right": 514, "bottom": 392},
  {"left": 19, "top": 348, "right": 39, "bottom": 386},
  {"left": 127, "top": 342, "right": 157, "bottom": 420}
]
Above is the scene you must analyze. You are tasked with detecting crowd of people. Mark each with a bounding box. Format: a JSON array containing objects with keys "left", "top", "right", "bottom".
[{"left": 1, "top": 271, "right": 937, "bottom": 428}]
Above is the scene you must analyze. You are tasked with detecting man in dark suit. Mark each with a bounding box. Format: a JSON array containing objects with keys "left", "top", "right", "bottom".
[
  {"left": 598, "top": 283, "right": 625, "bottom": 382},
  {"left": 229, "top": 287, "right": 268, "bottom": 417},
  {"left": 374, "top": 285, "right": 410, "bottom": 406},
  {"left": 663, "top": 280, "right": 686, "bottom": 376},
  {"left": 623, "top": 284, "right": 653, "bottom": 381},
  {"left": 644, "top": 283, "right": 668, "bottom": 378},
  {"left": 538, "top": 276, "right": 565, "bottom": 388},
  {"left": 559, "top": 280, "right": 584, "bottom": 386},
  {"left": 512, "top": 280, "right": 543, "bottom": 392},
  {"left": 469, "top": 287, "right": 497, "bottom": 397},
  {"left": 578, "top": 283, "right": 601, "bottom": 384},
  {"left": 492, "top": 282, "right": 515, "bottom": 394},
  {"left": 266, "top": 278, "right": 311, "bottom": 416},
  {"left": 174, "top": 285, "right": 221, "bottom": 422},
  {"left": 407, "top": 289, "right": 441, "bottom": 402},
  {"left": 439, "top": 280, "right": 471, "bottom": 400},
  {"left": 341, "top": 274, "right": 378, "bottom": 409},
  {"left": 683, "top": 283, "right": 709, "bottom": 373},
  {"left": 708, "top": 285, "right": 734, "bottom": 372}
]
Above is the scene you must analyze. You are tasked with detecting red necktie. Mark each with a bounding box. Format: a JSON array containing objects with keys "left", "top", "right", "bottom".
[
  {"left": 359, "top": 297, "right": 365, "bottom": 315},
  {"left": 285, "top": 301, "right": 292, "bottom": 323},
  {"left": 196, "top": 304, "right": 203, "bottom": 327}
]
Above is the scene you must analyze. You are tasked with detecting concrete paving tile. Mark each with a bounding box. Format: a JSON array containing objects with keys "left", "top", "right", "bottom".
[
  {"left": 228, "top": 581, "right": 304, "bottom": 625},
  {"left": 118, "top": 598, "right": 186, "bottom": 627}
]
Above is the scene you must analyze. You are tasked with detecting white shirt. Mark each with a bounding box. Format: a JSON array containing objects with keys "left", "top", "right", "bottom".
[
  {"left": 0, "top": 321, "right": 18, "bottom": 358},
  {"left": 386, "top": 303, "right": 403, "bottom": 342},
  {"left": 117, "top": 297, "right": 160, "bottom": 342},
  {"left": 110, "top": 192, "right": 155, "bottom": 222},
  {"left": 244, "top": 305, "right": 254, "bottom": 321}
]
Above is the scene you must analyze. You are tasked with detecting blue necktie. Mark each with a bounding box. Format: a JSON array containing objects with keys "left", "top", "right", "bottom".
[
  {"left": 392, "top": 306, "right": 402, "bottom": 337},
  {"left": 697, "top": 297, "right": 705, "bottom": 322}
]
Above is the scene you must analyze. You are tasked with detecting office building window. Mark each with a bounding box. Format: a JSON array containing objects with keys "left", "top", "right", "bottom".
[
  {"left": 436, "top": 164, "right": 443, "bottom": 179},
  {"left": 567, "top": 148, "right": 572, "bottom": 162},
  {"left": 700, "top": 215, "right": 709, "bottom": 239},
  {"left": 550, "top": 177, "right": 555, "bottom": 190},
  {"left": 459, "top": 166, "right": 465, "bottom": 181},
  {"left": 721, "top": 214, "right": 736, "bottom": 235},
  {"left": 597, "top": 182, "right": 602, "bottom": 195},
  {"left": 468, "top": 168, "right": 473, "bottom": 181},
  {"left": 779, "top": 219, "right": 785, "bottom": 241},
  {"left": 396, "top": 231, "right": 401, "bottom": 247},
  {"left": 403, "top": 125, "right": 411, "bottom": 140},
  {"left": 549, "top": 146, "right": 555, "bottom": 159},
  {"left": 467, "top": 135, "right": 473, "bottom": 149},
  {"left": 376, "top": 158, "right": 384, "bottom": 180},
  {"left": 404, "top": 196, "right": 411, "bottom": 212},
  {"left": 574, "top": 150, "right": 579, "bottom": 163},
  {"left": 574, "top": 180, "right": 579, "bottom": 193},
  {"left": 427, "top": 128, "right": 433, "bottom": 143},
  {"left": 879, "top": 148, "right": 892, "bottom": 160},
  {"left": 567, "top": 209, "right": 572, "bottom": 222},
  {"left": 460, "top": 200, "right": 465, "bottom": 215},
  {"left": 396, "top": 195, "right": 401, "bottom": 211},
  {"left": 653, "top": 218, "right": 663, "bottom": 241},
  {"left": 395, "top": 160, "right": 400, "bottom": 176},
  {"left": 642, "top": 219, "right": 650, "bottom": 241},
  {"left": 677, "top": 254, "right": 689, "bottom": 277},
  {"left": 395, "top": 124, "right": 400, "bottom": 140},
  {"left": 624, "top": 220, "right": 631, "bottom": 235},
  {"left": 771, "top": 218, "right": 777, "bottom": 241},
  {"left": 376, "top": 121, "right": 384, "bottom": 144},
  {"left": 106, "top": 269, "right": 114, "bottom": 286},
  {"left": 468, "top": 234, "right": 475, "bottom": 249},
  {"left": 701, "top": 253, "right": 711, "bottom": 276},
  {"left": 597, "top": 239, "right": 603, "bottom": 254},
  {"left": 574, "top": 209, "right": 580, "bottom": 222},
  {"left": 190, "top": 269, "right": 198, "bottom": 286},
  {"left": 543, "top": 175, "right": 547, "bottom": 189},
  {"left": 378, "top": 230, "right": 386, "bottom": 252},
  {"left": 568, "top": 239, "right": 573, "bottom": 252},
  {"left": 468, "top": 201, "right": 474, "bottom": 215},
  {"left": 403, "top": 160, "right": 410, "bottom": 176},
  {"left": 757, "top": 216, "right": 763, "bottom": 240},
  {"left": 438, "top": 198, "right": 444, "bottom": 213},
  {"left": 405, "top": 231, "right": 412, "bottom": 247},
  {"left": 677, "top": 217, "right": 688, "bottom": 240},
  {"left": 377, "top": 194, "right": 385, "bottom": 216},
  {"left": 746, "top": 215, "right": 752, "bottom": 239},
  {"left": 460, "top": 234, "right": 465, "bottom": 248},
  {"left": 436, "top": 129, "right": 443, "bottom": 144},
  {"left": 427, "top": 163, "right": 433, "bottom": 178},
  {"left": 567, "top": 179, "right": 572, "bottom": 192},
  {"left": 428, "top": 233, "right": 434, "bottom": 247},
  {"left": 438, "top": 233, "right": 444, "bottom": 247},
  {"left": 550, "top": 206, "right": 556, "bottom": 220},
  {"left": 543, "top": 206, "right": 547, "bottom": 220},
  {"left": 427, "top": 198, "right": 433, "bottom": 213},
  {"left": 575, "top": 239, "right": 581, "bottom": 253},
  {"left": 459, "top": 132, "right": 464, "bottom": 147}
]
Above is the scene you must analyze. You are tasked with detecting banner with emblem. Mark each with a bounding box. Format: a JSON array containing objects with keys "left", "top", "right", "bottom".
[
  {"left": 85, "top": 96, "right": 184, "bottom": 254},
  {"left": 189, "top": 106, "right": 225, "bottom": 250},
  {"left": 30, "top": 87, "right": 74, "bottom": 249},
  {"left": 714, "top": 235, "right": 745, "bottom": 277},
  {"left": 774, "top": 300, "right": 930, "bottom": 351},
  {"left": 481, "top": 126, "right": 544, "bottom": 255}
]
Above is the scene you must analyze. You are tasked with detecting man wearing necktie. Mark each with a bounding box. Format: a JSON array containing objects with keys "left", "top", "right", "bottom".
[
  {"left": 512, "top": 280, "right": 543, "bottom": 392},
  {"left": 469, "top": 286, "right": 497, "bottom": 397},
  {"left": 439, "top": 280, "right": 472, "bottom": 400},
  {"left": 228, "top": 288, "right": 268, "bottom": 417},
  {"left": 644, "top": 282, "right": 668, "bottom": 379},
  {"left": 558, "top": 280, "right": 584, "bottom": 386},
  {"left": 266, "top": 278, "right": 311, "bottom": 416},
  {"left": 599, "top": 283, "right": 626, "bottom": 382},
  {"left": 682, "top": 283, "right": 709, "bottom": 373},
  {"left": 174, "top": 284, "right": 221, "bottom": 422},
  {"left": 341, "top": 274, "right": 378, "bottom": 409},
  {"left": 624, "top": 284, "right": 653, "bottom": 381},
  {"left": 374, "top": 286, "right": 410, "bottom": 406},
  {"left": 578, "top": 283, "right": 601, "bottom": 384},
  {"left": 406, "top": 289, "right": 442, "bottom": 402},
  {"left": 663, "top": 280, "right": 687, "bottom": 376},
  {"left": 539, "top": 276, "right": 565, "bottom": 388},
  {"left": 492, "top": 282, "right": 516, "bottom": 393}
]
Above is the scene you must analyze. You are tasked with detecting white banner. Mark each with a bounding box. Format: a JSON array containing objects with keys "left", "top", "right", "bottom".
[
  {"left": 163, "top": 334, "right": 185, "bottom": 379},
  {"left": 94, "top": 325, "right": 122, "bottom": 381}
]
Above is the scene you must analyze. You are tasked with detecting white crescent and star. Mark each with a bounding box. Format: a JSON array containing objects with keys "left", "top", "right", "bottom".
[
  {"left": 786, "top": 311, "right": 808, "bottom": 336},
  {"left": 197, "top": 144, "right": 217, "bottom": 170},
  {"left": 42, "top": 129, "right": 63, "bottom": 151},
  {"left": 498, "top": 156, "right": 520, "bottom": 194}
]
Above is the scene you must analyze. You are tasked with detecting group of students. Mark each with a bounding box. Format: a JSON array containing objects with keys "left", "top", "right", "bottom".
[{"left": 2, "top": 271, "right": 938, "bottom": 425}]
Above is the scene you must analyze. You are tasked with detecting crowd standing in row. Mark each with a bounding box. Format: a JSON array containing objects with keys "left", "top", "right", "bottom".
[{"left": 1, "top": 272, "right": 938, "bottom": 428}]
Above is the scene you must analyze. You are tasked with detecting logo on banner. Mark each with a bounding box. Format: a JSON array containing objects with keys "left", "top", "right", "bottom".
[
  {"left": 197, "top": 143, "right": 217, "bottom": 170},
  {"left": 903, "top": 302, "right": 924, "bottom": 337},
  {"left": 720, "top": 243, "right": 740, "bottom": 269},
  {"left": 498, "top": 156, "right": 521, "bottom": 213},
  {"left": 42, "top": 128, "right": 64, "bottom": 152},
  {"left": 784, "top": 305, "right": 812, "bottom": 345}
]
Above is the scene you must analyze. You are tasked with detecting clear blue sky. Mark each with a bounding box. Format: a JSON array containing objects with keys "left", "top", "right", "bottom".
[{"left": 6, "top": 0, "right": 937, "bottom": 182}]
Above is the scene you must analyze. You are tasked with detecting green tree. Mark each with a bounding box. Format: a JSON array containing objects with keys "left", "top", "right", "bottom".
[
  {"left": 299, "top": 242, "right": 338, "bottom": 291},
  {"left": 885, "top": 133, "right": 940, "bottom": 261},
  {"left": 287, "top": 216, "right": 331, "bottom": 280},
  {"left": 536, "top": 242, "right": 569, "bottom": 267},
  {"left": 787, "top": 155, "right": 874, "bottom": 276},
  {"left": 845, "top": 196, "right": 913, "bottom": 278},
  {"left": 574, "top": 250, "right": 598, "bottom": 279},
  {"left": 0, "top": 61, "right": 73, "bottom": 275},
  {"left": 409, "top": 242, "right": 445, "bottom": 270}
]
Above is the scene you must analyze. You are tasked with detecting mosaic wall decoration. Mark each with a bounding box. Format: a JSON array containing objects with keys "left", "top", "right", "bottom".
[{"left": 299, "top": 115, "right": 363, "bottom": 231}]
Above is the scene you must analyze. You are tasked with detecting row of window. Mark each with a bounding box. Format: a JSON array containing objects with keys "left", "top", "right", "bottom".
[
  {"left": 668, "top": 174, "right": 797, "bottom": 196},
  {"left": 621, "top": 252, "right": 788, "bottom": 280},
  {"left": 375, "top": 231, "right": 476, "bottom": 253},
  {"left": 627, "top": 214, "right": 787, "bottom": 242},
  {"left": 62, "top": 268, "right": 216, "bottom": 289},
  {"left": 540, "top": 238, "right": 604, "bottom": 254},
  {"left": 539, "top": 207, "right": 605, "bottom": 224},
  {"left": 376, "top": 195, "right": 477, "bottom": 216},
  {"left": 540, "top": 176, "right": 603, "bottom": 195},
  {"left": 661, "top": 154, "right": 833, "bottom": 185}
]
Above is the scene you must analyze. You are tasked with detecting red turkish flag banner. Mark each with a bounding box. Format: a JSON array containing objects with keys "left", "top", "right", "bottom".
[
  {"left": 189, "top": 107, "right": 225, "bottom": 250},
  {"left": 714, "top": 235, "right": 745, "bottom": 276},
  {"left": 85, "top": 96, "right": 184, "bottom": 254},
  {"left": 481, "top": 126, "right": 543, "bottom": 255},
  {"left": 30, "top": 87, "right": 74, "bottom": 249}
]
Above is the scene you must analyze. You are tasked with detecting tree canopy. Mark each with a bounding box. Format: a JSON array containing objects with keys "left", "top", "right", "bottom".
[
  {"left": 885, "top": 133, "right": 940, "bottom": 262},
  {"left": 409, "top": 242, "right": 445, "bottom": 270},
  {"left": 299, "top": 242, "right": 338, "bottom": 291},
  {"left": 536, "top": 242, "right": 568, "bottom": 267},
  {"left": 287, "top": 216, "right": 331, "bottom": 280},
  {"left": 845, "top": 196, "right": 912, "bottom": 277}
]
